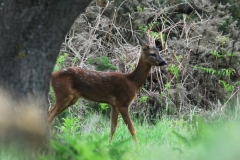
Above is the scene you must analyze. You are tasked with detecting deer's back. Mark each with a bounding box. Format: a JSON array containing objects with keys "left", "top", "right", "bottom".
[{"left": 51, "top": 67, "right": 137, "bottom": 106}]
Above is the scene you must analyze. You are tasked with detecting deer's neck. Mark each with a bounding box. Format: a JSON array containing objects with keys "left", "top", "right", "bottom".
[{"left": 127, "top": 56, "right": 151, "bottom": 90}]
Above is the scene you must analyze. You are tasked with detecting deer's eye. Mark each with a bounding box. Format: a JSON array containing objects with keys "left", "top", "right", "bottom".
[{"left": 149, "top": 53, "right": 156, "bottom": 57}]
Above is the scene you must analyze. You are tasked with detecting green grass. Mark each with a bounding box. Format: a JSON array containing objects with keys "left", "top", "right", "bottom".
[
  {"left": 2, "top": 114, "right": 240, "bottom": 160},
  {"left": 38, "top": 115, "right": 240, "bottom": 160}
]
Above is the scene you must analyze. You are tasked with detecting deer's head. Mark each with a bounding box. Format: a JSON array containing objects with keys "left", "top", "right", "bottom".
[{"left": 138, "top": 34, "right": 167, "bottom": 66}]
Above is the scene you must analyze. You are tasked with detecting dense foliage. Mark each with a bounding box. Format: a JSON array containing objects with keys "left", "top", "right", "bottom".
[{"left": 53, "top": 0, "right": 240, "bottom": 120}]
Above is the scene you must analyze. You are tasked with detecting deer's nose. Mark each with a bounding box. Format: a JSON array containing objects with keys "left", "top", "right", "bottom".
[{"left": 159, "top": 60, "right": 167, "bottom": 66}]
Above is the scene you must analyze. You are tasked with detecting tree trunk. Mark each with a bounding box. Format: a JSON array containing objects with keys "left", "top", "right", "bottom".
[{"left": 0, "top": 0, "right": 92, "bottom": 107}]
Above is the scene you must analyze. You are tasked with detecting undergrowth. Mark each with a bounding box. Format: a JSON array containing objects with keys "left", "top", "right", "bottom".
[
  {"left": 2, "top": 110, "right": 240, "bottom": 160},
  {"left": 38, "top": 113, "right": 240, "bottom": 160}
]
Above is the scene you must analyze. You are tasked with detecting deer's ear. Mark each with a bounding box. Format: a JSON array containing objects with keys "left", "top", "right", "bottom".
[
  {"left": 137, "top": 33, "right": 150, "bottom": 47},
  {"left": 143, "top": 33, "right": 151, "bottom": 44}
]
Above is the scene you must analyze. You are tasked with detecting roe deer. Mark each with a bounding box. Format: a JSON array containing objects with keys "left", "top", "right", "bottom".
[{"left": 48, "top": 34, "right": 167, "bottom": 143}]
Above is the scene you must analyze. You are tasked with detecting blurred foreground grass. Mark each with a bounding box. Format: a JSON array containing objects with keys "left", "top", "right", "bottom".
[
  {"left": 44, "top": 116, "right": 240, "bottom": 159},
  {"left": 1, "top": 113, "right": 240, "bottom": 160}
]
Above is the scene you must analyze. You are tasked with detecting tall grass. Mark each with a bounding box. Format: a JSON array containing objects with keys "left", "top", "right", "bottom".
[
  {"left": 38, "top": 113, "right": 240, "bottom": 160},
  {"left": 1, "top": 106, "right": 240, "bottom": 160}
]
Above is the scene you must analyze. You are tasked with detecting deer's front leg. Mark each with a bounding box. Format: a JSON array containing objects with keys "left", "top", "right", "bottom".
[
  {"left": 118, "top": 107, "right": 138, "bottom": 143},
  {"left": 109, "top": 106, "right": 119, "bottom": 143}
]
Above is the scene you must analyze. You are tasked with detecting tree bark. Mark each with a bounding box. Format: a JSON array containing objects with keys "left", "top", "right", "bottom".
[{"left": 0, "top": 0, "right": 92, "bottom": 107}]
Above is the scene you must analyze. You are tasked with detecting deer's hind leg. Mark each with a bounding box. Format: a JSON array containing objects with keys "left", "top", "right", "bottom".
[
  {"left": 109, "top": 106, "right": 119, "bottom": 143},
  {"left": 47, "top": 94, "right": 79, "bottom": 123}
]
